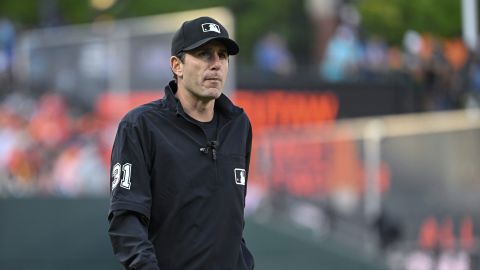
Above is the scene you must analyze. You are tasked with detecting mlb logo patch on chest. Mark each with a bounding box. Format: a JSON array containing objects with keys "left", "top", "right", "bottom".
[{"left": 234, "top": 168, "right": 246, "bottom": 185}]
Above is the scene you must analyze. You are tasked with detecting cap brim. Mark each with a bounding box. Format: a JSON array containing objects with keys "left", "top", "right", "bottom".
[{"left": 182, "top": 37, "right": 239, "bottom": 55}]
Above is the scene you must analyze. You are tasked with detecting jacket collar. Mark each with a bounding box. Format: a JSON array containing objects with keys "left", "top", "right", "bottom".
[{"left": 164, "top": 80, "right": 242, "bottom": 120}]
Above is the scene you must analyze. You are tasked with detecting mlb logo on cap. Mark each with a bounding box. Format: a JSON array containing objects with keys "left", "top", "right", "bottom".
[{"left": 202, "top": 23, "right": 221, "bottom": 34}]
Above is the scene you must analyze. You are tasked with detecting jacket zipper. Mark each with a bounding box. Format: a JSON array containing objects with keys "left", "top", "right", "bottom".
[{"left": 177, "top": 107, "right": 239, "bottom": 161}]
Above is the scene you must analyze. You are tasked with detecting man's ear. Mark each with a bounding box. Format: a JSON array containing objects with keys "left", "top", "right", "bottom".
[{"left": 170, "top": 56, "right": 183, "bottom": 78}]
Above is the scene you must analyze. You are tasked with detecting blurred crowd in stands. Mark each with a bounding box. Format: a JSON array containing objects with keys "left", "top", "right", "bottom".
[
  {"left": 0, "top": 92, "right": 112, "bottom": 197},
  {"left": 253, "top": 2, "right": 480, "bottom": 112},
  {"left": 390, "top": 216, "right": 476, "bottom": 270}
]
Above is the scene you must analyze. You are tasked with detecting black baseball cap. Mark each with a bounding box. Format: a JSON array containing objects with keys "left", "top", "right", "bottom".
[{"left": 171, "top": 16, "right": 239, "bottom": 56}]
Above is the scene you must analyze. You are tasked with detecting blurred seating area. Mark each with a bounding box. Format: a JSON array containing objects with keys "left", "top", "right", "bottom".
[
  {"left": 246, "top": 21, "right": 480, "bottom": 114},
  {"left": 0, "top": 92, "right": 111, "bottom": 197}
]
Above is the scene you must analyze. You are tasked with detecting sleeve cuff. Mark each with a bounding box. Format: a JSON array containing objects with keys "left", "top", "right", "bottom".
[
  {"left": 109, "top": 200, "right": 151, "bottom": 220},
  {"left": 136, "top": 261, "right": 160, "bottom": 270}
]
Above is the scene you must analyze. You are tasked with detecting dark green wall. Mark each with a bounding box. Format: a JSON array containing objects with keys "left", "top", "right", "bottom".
[
  {"left": 0, "top": 198, "right": 118, "bottom": 270},
  {"left": 0, "top": 198, "right": 386, "bottom": 270}
]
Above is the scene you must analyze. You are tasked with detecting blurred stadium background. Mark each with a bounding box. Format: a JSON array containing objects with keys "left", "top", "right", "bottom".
[{"left": 0, "top": 0, "right": 480, "bottom": 269}]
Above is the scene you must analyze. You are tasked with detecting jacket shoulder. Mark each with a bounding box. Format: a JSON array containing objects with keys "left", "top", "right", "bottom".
[
  {"left": 238, "top": 109, "right": 252, "bottom": 127},
  {"left": 120, "top": 99, "right": 167, "bottom": 125}
]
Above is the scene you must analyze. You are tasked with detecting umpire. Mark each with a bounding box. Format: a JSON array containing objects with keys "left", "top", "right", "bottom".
[{"left": 108, "top": 16, "right": 255, "bottom": 270}]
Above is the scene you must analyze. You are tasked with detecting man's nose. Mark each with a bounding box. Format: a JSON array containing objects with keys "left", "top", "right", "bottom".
[{"left": 210, "top": 54, "right": 221, "bottom": 69}]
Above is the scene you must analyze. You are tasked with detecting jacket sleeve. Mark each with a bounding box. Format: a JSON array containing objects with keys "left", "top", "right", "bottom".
[
  {"left": 242, "top": 120, "right": 255, "bottom": 269},
  {"left": 108, "top": 210, "right": 160, "bottom": 270},
  {"left": 108, "top": 118, "right": 158, "bottom": 269},
  {"left": 244, "top": 120, "right": 253, "bottom": 201},
  {"left": 240, "top": 237, "right": 255, "bottom": 269},
  {"left": 109, "top": 120, "right": 153, "bottom": 218}
]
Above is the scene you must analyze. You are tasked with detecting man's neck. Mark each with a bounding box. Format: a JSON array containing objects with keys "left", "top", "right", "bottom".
[{"left": 175, "top": 88, "right": 215, "bottom": 122}]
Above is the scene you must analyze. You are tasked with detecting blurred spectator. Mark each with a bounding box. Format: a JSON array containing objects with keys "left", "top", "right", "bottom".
[
  {"left": 387, "top": 46, "right": 404, "bottom": 73},
  {"left": 402, "top": 30, "right": 423, "bottom": 77},
  {"left": 28, "top": 94, "right": 72, "bottom": 149},
  {"left": 361, "top": 35, "right": 389, "bottom": 80},
  {"left": 405, "top": 250, "right": 435, "bottom": 270},
  {"left": 0, "top": 18, "right": 14, "bottom": 69},
  {"left": 0, "top": 113, "right": 29, "bottom": 195},
  {"left": 254, "top": 32, "right": 296, "bottom": 76},
  {"left": 444, "top": 38, "right": 469, "bottom": 72},
  {"left": 466, "top": 48, "right": 480, "bottom": 108},
  {"left": 442, "top": 38, "right": 469, "bottom": 109},
  {"left": 51, "top": 141, "right": 108, "bottom": 196},
  {"left": 374, "top": 209, "right": 403, "bottom": 253},
  {"left": 435, "top": 217, "right": 471, "bottom": 270},
  {"left": 420, "top": 35, "right": 451, "bottom": 110},
  {"left": 436, "top": 250, "right": 470, "bottom": 270},
  {"left": 320, "top": 24, "right": 361, "bottom": 81},
  {"left": 459, "top": 216, "right": 475, "bottom": 253},
  {"left": 305, "top": 0, "right": 339, "bottom": 63},
  {"left": 399, "top": 31, "right": 473, "bottom": 111},
  {"left": 338, "top": 2, "right": 361, "bottom": 29},
  {"left": 0, "top": 93, "right": 37, "bottom": 196},
  {"left": 404, "top": 217, "right": 438, "bottom": 270},
  {"left": 0, "top": 18, "right": 15, "bottom": 94}
]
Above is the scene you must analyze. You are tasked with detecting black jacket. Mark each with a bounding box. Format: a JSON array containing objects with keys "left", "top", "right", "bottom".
[{"left": 108, "top": 81, "right": 254, "bottom": 270}]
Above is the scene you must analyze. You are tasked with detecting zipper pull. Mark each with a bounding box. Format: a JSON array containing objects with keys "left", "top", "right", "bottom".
[
  {"left": 211, "top": 148, "right": 217, "bottom": 160},
  {"left": 209, "top": 141, "right": 217, "bottom": 161}
]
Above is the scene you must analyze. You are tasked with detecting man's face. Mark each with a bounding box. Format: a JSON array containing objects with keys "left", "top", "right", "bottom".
[{"left": 174, "top": 40, "right": 229, "bottom": 102}]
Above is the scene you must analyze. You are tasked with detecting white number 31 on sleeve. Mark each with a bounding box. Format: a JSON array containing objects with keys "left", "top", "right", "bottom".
[{"left": 111, "top": 163, "right": 132, "bottom": 190}]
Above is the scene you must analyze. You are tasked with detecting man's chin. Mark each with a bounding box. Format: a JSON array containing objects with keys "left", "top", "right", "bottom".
[
  {"left": 208, "top": 91, "right": 222, "bottom": 100},
  {"left": 204, "top": 87, "right": 222, "bottom": 96},
  {"left": 196, "top": 89, "right": 221, "bottom": 101}
]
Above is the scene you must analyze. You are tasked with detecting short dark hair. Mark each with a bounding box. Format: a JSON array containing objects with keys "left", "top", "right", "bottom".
[{"left": 172, "top": 52, "right": 186, "bottom": 81}]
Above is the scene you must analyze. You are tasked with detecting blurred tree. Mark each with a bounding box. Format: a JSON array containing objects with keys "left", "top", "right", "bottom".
[
  {"left": 402, "top": 0, "right": 462, "bottom": 36},
  {"left": 55, "top": 0, "right": 92, "bottom": 25},
  {"left": 357, "top": 0, "right": 462, "bottom": 44},
  {"left": 0, "top": 0, "right": 310, "bottom": 65},
  {"left": 0, "top": 0, "right": 468, "bottom": 65},
  {"left": 0, "top": 1, "right": 39, "bottom": 27}
]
